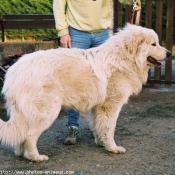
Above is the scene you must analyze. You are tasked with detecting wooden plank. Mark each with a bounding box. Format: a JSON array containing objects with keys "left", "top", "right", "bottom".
[
  {"left": 4, "top": 20, "right": 55, "bottom": 29},
  {"left": 125, "top": 5, "right": 132, "bottom": 23},
  {"left": 3, "top": 14, "right": 55, "bottom": 29},
  {"left": 113, "top": 0, "right": 123, "bottom": 32},
  {"left": 113, "top": 0, "right": 117, "bottom": 33},
  {"left": 4, "top": 22, "right": 55, "bottom": 29},
  {"left": 145, "top": 0, "right": 152, "bottom": 28},
  {"left": 145, "top": 0, "right": 152, "bottom": 86},
  {"left": 154, "top": 0, "right": 163, "bottom": 87},
  {"left": 3, "top": 14, "right": 54, "bottom": 20},
  {"left": 165, "top": 0, "right": 174, "bottom": 86},
  {"left": 117, "top": 2, "right": 123, "bottom": 28}
]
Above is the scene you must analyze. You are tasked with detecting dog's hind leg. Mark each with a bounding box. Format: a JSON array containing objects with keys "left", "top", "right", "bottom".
[
  {"left": 91, "top": 104, "right": 126, "bottom": 154},
  {"left": 23, "top": 103, "right": 61, "bottom": 162},
  {"left": 24, "top": 121, "right": 53, "bottom": 161}
]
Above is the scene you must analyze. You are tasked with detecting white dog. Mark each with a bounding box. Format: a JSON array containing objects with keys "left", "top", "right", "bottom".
[{"left": 0, "top": 24, "right": 171, "bottom": 161}]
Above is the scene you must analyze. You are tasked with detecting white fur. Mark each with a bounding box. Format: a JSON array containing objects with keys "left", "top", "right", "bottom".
[{"left": 0, "top": 24, "right": 168, "bottom": 161}]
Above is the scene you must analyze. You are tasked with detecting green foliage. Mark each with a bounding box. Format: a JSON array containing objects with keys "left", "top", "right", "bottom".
[
  {"left": 0, "top": 0, "right": 55, "bottom": 40},
  {"left": 0, "top": 0, "right": 53, "bottom": 15}
]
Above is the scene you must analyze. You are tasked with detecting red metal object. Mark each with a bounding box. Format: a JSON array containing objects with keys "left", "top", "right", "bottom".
[{"left": 130, "top": 10, "right": 135, "bottom": 24}]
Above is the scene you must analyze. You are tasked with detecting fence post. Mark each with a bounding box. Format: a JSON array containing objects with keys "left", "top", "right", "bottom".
[
  {"left": 165, "top": 0, "right": 174, "bottom": 87},
  {"left": 0, "top": 18, "right": 5, "bottom": 42},
  {"left": 0, "top": 13, "right": 4, "bottom": 42}
]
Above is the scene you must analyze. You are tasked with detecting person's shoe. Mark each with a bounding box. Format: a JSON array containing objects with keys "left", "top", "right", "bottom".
[{"left": 63, "top": 126, "right": 78, "bottom": 145}]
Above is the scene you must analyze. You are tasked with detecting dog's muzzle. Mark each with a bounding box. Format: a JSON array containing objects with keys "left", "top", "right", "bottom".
[{"left": 147, "top": 50, "right": 171, "bottom": 67}]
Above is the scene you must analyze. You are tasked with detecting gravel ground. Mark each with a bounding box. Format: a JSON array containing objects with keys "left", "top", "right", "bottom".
[{"left": 0, "top": 88, "right": 175, "bottom": 175}]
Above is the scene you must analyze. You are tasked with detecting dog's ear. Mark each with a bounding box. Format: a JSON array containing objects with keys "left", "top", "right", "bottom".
[{"left": 123, "top": 30, "right": 145, "bottom": 57}]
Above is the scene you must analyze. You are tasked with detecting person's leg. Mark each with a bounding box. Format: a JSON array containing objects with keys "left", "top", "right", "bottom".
[
  {"left": 66, "top": 109, "right": 79, "bottom": 128},
  {"left": 64, "top": 27, "right": 91, "bottom": 145},
  {"left": 67, "top": 26, "right": 92, "bottom": 127},
  {"left": 69, "top": 26, "right": 91, "bottom": 49},
  {"left": 91, "top": 29, "right": 109, "bottom": 48}
]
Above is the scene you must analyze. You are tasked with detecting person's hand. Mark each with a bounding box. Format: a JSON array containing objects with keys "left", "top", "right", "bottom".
[{"left": 60, "top": 34, "right": 71, "bottom": 48}]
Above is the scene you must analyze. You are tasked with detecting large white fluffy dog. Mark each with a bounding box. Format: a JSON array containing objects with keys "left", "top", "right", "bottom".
[{"left": 0, "top": 24, "right": 171, "bottom": 161}]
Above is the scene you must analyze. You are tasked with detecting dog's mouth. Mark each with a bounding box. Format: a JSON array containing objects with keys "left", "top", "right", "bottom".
[{"left": 147, "top": 56, "right": 162, "bottom": 67}]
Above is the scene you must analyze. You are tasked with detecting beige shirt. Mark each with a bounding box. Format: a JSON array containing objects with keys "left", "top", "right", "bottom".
[{"left": 53, "top": 0, "right": 111, "bottom": 37}]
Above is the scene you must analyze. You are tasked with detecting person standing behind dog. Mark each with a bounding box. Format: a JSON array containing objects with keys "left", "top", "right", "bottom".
[{"left": 53, "top": 0, "right": 112, "bottom": 145}]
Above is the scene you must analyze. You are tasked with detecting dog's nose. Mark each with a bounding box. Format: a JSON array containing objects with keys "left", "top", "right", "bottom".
[{"left": 166, "top": 50, "right": 171, "bottom": 58}]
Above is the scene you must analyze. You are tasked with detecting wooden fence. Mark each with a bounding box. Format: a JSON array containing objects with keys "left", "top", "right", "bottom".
[
  {"left": 0, "top": 0, "right": 174, "bottom": 87},
  {"left": 0, "top": 14, "right": 56, "bottom": 42},
  {"left": 113, "top": 0, "right": 175, "bottom": 87}
]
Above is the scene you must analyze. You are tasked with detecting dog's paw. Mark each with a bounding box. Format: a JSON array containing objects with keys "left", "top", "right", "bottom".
[
  {"left": 34, "top": 155, "right": 49, "bottom": 162},
  {"left": 95, "top": 138, "right": 103, "bottom": 146},
  {"left": 110, "top": 146, "right": 126, "bottom": 154},
  {"left": 24, "top": 152, "right": 49, "bottom": 162},
  {"left": 106, "top": 145, "right": 126, "bottom": 154}
]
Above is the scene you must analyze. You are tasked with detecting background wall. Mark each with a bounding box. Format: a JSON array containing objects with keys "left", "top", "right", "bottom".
[{"left": 0, "top": 41, "right": 59, "bottom": 64}]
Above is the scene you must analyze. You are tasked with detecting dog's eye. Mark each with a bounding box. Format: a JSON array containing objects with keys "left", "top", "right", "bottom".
[{"left": 151, "top": 43, "right": 156, "bottom": 46}]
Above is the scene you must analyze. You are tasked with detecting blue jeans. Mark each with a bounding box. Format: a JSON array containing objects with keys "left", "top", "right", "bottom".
[{"left": 67, "top": 26, "right": 109, "bottom": 128}]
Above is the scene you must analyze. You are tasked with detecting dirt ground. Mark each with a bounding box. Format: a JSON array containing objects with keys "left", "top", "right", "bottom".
[{"left": 0, "top": 88, "right": 175, "bottom": 175}]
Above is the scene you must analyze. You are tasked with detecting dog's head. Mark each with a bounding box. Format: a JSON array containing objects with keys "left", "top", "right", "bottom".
[
  {"left": 120, "top": 24, "right": 171, "bottom": 68},
  {"left": 145, "top": 33, "right": 171, "bottom": 67}
]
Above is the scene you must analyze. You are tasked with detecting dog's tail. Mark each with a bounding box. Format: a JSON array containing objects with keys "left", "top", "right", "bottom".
[{"left": 0, "top": 105, "right": 28, "bottom": 148}]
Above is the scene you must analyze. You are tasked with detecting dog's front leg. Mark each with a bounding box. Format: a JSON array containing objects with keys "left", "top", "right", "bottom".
[{"left": 91, "top": 105, "right": 126, "bottom": 154}]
